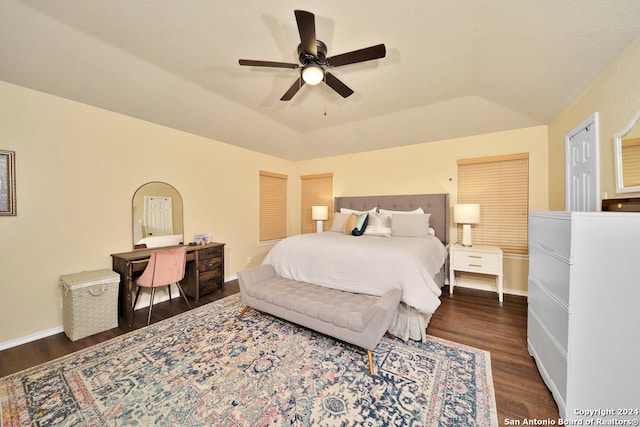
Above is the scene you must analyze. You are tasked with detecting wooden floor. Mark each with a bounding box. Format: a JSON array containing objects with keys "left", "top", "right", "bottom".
[{"left": 0, "top": 282, "right": 559, "bottom": 424}]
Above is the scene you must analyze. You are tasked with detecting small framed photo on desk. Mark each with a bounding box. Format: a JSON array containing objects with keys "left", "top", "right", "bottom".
[{"left": 195, "top": 233, "right": 210, "bottom": 244}]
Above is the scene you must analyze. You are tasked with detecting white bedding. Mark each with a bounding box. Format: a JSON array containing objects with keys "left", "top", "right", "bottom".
[{"left": 262, "top": 232, "right": 447, "bottom": 315}]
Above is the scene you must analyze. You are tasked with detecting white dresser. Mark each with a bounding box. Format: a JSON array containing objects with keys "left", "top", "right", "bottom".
[{"left": 528, "top": 211, "right": 640, "bottom": 421}]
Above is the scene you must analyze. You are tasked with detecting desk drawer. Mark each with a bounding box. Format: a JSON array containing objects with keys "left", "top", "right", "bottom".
[
  {"left": 199, "top": 256, "right": 222, "bottom": 274},
  {"left": 199, "top": 267, "right": 223, "bottom": 295},
  {"left": 199, "top": 246, "right": 222, "bottom": 260},
  {"left": 452, "top": 251, "right": 500, "bottom": 273}
]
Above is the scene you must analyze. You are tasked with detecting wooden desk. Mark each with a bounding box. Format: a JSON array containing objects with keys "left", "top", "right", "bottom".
[{"left": 111, "top": 242, "right": 225, "bottom": 327}]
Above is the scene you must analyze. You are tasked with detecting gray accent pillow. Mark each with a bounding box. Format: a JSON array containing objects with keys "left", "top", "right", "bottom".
[
  {"left": 391, "top": 213, "right": 431, "bottom": 237},
  {"left": 329, "top": 212, "right": 352, "bottom": 233}
]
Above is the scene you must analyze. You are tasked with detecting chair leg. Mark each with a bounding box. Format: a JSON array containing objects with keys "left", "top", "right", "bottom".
[
  {"left": 175, "top": 283, "right": 192, "bottom": 309},
  {"left": 147, "top": 287, "right": 156, "bottom": 325},
  {"left": 237, "top": 305, "right": 250, "bottom": 319},
  {"left": 167, "top": 285, "right": 172, "bottom": 303},
  {"left": 367, "top": 349, "right": 375, "bottom": 375},
  {"left": 385, "top": 330, "right": 395, "bottom": 340}
]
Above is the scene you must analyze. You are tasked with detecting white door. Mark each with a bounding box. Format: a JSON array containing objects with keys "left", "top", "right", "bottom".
[
  {"left": 566, "top": 113, "right": 600, "bottom": 211},
  {"left": 144, "top": 196, "right": 174, "bottom": 236}
]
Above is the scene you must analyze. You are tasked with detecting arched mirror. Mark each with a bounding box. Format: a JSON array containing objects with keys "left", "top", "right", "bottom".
[
  {"left": 615, "top": 111, "right": 640, "bottom": 193},
  {"left": 132, "top": 181, "right": 184, "bottom": 249}
]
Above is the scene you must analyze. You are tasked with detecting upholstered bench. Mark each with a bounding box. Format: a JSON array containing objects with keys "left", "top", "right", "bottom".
[{"left": 236, "top": 264, "right": 402, "bottom": 375}]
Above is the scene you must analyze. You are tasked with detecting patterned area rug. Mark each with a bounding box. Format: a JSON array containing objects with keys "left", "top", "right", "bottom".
[{"left": 1, "top": 294, "right": 497, "bottom": 426}]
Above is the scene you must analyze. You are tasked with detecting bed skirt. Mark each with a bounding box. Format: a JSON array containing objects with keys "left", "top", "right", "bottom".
[{"left": 389, "top": 265, "right": 445, "bottom": 342}]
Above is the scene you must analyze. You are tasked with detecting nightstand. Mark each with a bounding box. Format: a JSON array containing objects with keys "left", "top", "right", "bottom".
[{"left": 449, "top": 244, "right": 504, "bottom": 304}]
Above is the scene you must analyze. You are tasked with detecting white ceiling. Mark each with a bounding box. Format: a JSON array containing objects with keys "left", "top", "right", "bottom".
[{"left": 1, "top": 1, "right": 640, "bottom": 161}]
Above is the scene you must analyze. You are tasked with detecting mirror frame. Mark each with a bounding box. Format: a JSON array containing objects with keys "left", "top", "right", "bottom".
[
  {"left": 614, "top": 110, "right": 640, "bottom": 193},
  {"left": 131, "top": 181, "right": 184, "bottom": 249}
]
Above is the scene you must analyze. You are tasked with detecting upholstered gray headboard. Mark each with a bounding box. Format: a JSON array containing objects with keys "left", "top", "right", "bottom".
[{"left": 334, "top": 193, "right": 450, "bottom": 244}]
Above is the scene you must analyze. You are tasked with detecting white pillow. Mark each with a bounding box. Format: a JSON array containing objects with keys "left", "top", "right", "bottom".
[
  {"left": 364, "top": 213, "right": 392, "bottom": 237},
  {"left": 379, "top": 207, "right": 425, "bottom": 215},
  {"left": 340, "top": 206, "right": 378, "bottom": 214},
  {"left": 391, "top": 213, "right": 431, "bottom": 237},
  {"left": 329, "top": 212, "right": 353, "bottom": 232}
]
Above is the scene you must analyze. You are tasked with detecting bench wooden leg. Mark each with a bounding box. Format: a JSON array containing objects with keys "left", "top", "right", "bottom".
[
  {"left": 385, "top": 330, "right": 395, "bottom": 340},
  {"left": 367, "top": 349, "right": 375, "bottom": 375},
  {"left": 237, "top": 305, "right": 250, "bottom": 319}
]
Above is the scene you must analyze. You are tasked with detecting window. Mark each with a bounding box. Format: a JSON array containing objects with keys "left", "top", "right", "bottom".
[
  {"left": 457, "top": 153, "right": 529, "bottom": 255},
  {"left": 300, "top": 173, "right": 333, "bottom": 233},
  {"left": 259, "top": 170, "right": 287, "bottom": 243}
]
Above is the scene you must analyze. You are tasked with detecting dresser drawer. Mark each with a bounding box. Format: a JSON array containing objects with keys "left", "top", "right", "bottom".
[
  {"left": 528, "top": 309, "right": 568, "bottom": 405},
  {"left": 529, "top": 246, "right": 570, "bottom": 304},
  {"left": 528, "top": 278, "right": 569, "bottom": 352},
  {"left": 451, "top": 250, "right": 501, "bottom": 274},
  {"left": 529, "top": 214, "right": 571, "bottom": 259}
]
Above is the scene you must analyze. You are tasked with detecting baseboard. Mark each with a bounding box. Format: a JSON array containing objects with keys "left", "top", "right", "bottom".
[
  {"left": 0, "top": 276, "right": 238, "bottom": 351},
  {"left": 0, "top": 326, "right": 65, "bottom": 351},
  {"left": 449, "top": 279, "right": 528, "bottom": 297}
]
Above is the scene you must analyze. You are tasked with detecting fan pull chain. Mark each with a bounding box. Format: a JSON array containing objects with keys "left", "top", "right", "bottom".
[{"left": 323, "top": 73, "right": 327, "bottom": 116}]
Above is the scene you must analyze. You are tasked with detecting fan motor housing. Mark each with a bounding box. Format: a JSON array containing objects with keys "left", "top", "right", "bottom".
[{"left": 298, "top": 40, "right": 327, "bottom": 64}]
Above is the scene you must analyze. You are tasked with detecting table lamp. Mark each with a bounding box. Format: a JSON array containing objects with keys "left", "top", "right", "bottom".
[
  {"left": 312, "top": 206, "right": 329, "bottom": 233},
  {"left": 454, "top": 204, "right": 480, "bottom": 246}
]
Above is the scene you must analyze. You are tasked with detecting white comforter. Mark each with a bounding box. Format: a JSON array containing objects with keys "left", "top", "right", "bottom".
[{"left": 263, "top": 232, "right": 448, "bottom": 314}]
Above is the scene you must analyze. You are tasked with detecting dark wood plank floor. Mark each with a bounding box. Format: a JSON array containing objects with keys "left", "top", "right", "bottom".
[{"left": 0, "top": 282, "right": 559, "bottom": 424}]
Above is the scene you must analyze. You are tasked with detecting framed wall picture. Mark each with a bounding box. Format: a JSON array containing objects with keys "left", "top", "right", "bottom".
[
  {"left": 195, "top": 233, "right": 210, "bottom": 244},
  {"left": 0, "top": 150, "right": 16, "bottom": 216}
]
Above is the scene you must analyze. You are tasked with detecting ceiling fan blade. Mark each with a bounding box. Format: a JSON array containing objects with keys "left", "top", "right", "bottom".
[
  {"left": 326, "top": 44, "right": 386, "bottom": 67},
  {"left": 280, "top": 77, "right": 305, "bottom": 101},
  {"left": 239, "top": 59, "right": 299, "bottom": 69},
  {"left": 295, "top": 10, "right": 317, "bottom": 57},
  {"left": 324, "top": 72, "right": 354, "bottom": 98}
]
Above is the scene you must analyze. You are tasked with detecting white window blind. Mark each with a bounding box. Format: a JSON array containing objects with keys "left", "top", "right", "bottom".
[
  {"left": 300, "top": 173, "right": 333, "bottom": 234},
  {"left": 259, "top": 170, "right": 287, "bottom": 243},
  {"left": 457, "top": 153, "right": 529, "bottom": 255}
]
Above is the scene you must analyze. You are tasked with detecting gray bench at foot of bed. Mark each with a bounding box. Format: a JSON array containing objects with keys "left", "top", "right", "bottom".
[{"left": 236, "top": 264, "right": 402, "bottom": 375}]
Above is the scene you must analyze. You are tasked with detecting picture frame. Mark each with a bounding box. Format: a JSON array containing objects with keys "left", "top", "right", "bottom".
[
  {"left": 0, "top": 150, "right": 16, "bottom": 216},
  {"left": 195, "top": 233, "right": 210, "bottom": 244}
]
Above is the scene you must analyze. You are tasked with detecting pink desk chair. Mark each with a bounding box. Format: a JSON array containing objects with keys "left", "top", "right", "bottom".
[{"left": 134, "top": 246, "right": 192, "bottom": 325}]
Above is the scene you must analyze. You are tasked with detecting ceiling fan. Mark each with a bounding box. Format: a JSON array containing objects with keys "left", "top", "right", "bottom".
[{"left": 239, "top": 10, "right": 386, "bottom": 101}]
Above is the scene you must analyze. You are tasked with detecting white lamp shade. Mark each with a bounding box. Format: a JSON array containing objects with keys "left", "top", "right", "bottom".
[
  {"left": 453, "top": 204, "right": 480, "bottom": 224},
  {"left": 311, "top": 205, "right": 329, "bottom": 221},
  {"left": 302, "top": 64, "right": 324, "bottom": 85}
]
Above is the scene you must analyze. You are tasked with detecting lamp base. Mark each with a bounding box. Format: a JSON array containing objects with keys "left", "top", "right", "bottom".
[
  {"left": 316, "top": 220, "right": 324, "bottom": 233},
  {"left": 461, "top": 224, "right": 473, "bottom": 247}
]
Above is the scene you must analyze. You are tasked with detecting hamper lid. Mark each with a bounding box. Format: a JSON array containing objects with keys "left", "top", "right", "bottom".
[{"left": 60, "top": 269, "right": 120, "bottom": 290}]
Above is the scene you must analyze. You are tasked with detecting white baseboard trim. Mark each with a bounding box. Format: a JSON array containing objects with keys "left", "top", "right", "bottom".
[
  {"left": 0, "top": 326, "right": 65, "bottom": 351},
  {"left": 0, "top": 277, "right": 238, "bottom": 351},
  {"left": 450, "top": 280, "right": 528, "bottom": 297}
]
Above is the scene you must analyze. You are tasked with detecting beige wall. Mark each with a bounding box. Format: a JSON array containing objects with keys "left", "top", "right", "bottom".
[
  {"left": 294, "top": 126, "right": 550, "bottom": 296},
  {"left": 0, "top": 81, "right": 294, "bottom": 344},
  {"left": 548, "top": 36, "right": 640, "bottom": 209},
  {"left": 5, "top": 32, "right": 638, "bottom": 345}
]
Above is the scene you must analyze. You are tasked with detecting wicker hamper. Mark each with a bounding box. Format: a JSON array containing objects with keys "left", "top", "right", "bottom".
[{"left": 60, "top": 269, "right": 120, "bottom": 341}]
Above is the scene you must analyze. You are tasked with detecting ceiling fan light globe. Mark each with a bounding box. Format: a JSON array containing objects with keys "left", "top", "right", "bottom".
[{"left": 302, "top": 64, "right": 324, "bottom": 85}]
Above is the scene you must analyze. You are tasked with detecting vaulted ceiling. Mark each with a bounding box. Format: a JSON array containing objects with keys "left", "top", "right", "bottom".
[{"left": 1, "top": 1, "right": 640, "bottom": 160}]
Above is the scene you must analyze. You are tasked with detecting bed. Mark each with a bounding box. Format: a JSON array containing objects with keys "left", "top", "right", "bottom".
[{"left": 262, "top": 193, "right": 450, "bottom": 342}]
